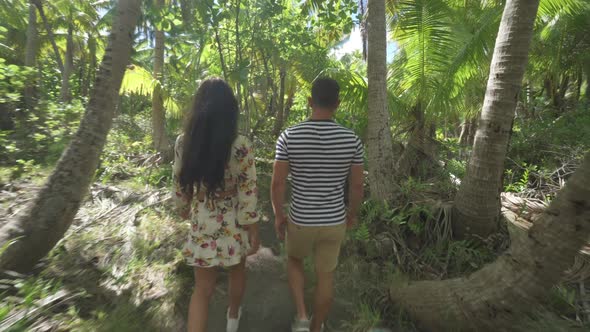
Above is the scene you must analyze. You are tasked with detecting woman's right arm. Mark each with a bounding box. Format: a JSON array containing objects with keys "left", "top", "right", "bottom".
[{"left": 173, "top": 135, "right": 191, "bottom": 219}]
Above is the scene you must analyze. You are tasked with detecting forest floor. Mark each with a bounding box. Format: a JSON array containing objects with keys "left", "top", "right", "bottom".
[{"left": 0, "top": 170, "right": 395, "bottom": 332}]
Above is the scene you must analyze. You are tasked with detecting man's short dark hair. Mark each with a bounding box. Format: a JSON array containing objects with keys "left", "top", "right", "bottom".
[{"left": 311, "top": 77, "right": 340, "bottom": 108}]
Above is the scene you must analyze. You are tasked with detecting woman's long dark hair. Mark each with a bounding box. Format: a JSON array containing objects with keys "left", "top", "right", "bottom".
[{"left": 179, "top": 77, "right": 238, "bottom": 195}]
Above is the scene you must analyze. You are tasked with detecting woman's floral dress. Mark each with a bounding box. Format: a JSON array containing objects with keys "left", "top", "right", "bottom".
[{"left": 173, "top": 134, "right": 259, "bottom": 268}]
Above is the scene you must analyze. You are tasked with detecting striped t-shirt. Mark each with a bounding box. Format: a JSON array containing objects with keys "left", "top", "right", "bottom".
[{"left": 275, "top": 119, "right": 364, "bottom": 226}]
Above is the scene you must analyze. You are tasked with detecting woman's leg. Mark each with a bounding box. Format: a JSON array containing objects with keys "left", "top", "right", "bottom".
[
  {"left": 227, "top": 258, "right": 247, "bottom": 318},
  {"left": 188, "top": 267, "right": 218, "bottom": 332}
]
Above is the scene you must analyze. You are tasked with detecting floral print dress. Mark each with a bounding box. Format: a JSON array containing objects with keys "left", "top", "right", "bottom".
[{"left": 173, "top": 134, "right": 259, "bottom": 268}]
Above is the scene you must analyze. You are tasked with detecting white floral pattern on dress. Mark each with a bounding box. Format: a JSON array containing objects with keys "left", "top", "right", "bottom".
[{"left": 173, "top": 135, "right": 259, "bottom": 267}]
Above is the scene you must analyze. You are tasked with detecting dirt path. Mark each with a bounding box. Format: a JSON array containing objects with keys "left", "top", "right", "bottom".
[{"left": 195, "top": 176, "right": 355, "bottom": 332}]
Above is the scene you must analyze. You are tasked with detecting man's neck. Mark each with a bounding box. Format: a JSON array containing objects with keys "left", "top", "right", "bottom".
[{"left": 310, "top": 109, "right": 335, "bottom": 121}]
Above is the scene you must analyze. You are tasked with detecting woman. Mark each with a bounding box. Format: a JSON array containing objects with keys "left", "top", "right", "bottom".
[{"left": 173, "top": 78, "right": 260, "bottom": 332}]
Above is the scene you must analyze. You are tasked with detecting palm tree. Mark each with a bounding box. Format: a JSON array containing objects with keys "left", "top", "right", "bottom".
[
  {"left": 0, "top": 0, "right": 141, "bottom": 273},
  {"left": 391, "top": 151, "right": 590, "bottom": 331},
  {"left": 24, "top": 0, "right": 37, "bottom": 107},
  {"left": 151, "top": 0, "right": 169, "bottom": 157},
  {"left": 452, "top": 0, "right": 541, "bottom": 238},
  {"left": 366, "top": 0, "right": 396, "bottom": 201}
]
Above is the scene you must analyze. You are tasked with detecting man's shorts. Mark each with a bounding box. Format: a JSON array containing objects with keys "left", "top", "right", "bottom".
[{"left": 286, "top": 221, "right": 347, "bottom": 272}]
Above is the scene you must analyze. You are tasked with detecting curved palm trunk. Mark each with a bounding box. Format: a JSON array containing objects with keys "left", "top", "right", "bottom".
[
  {"left": 366, "top": 0, "right": 396, "bottom": 201},
  {"left": 24, "top": 1, "right": 37, "bottom": 107},
  {"left": 453, "top": 0, "right": 540, "bottom": 238},
  {"left": 151, "top": 0, "right": 169, "bottom": 157},
  {"left": 0, "top": 0, "right": 141, "bottom": 273},
  {"left": 391, "top": 152, "right": 590, "bottom": 331}
]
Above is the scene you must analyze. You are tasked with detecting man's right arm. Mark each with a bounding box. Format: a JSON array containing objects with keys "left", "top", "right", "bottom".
[{"left": 347, "top": 164, "right": 364, "bottom": 228}]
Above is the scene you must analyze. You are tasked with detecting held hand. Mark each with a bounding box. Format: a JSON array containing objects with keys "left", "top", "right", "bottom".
[
  {"left": 274, "top": 214, "right": 288, "bottom": 241},
  {"left": 247, "top": 224, "right": 260, "bottom": 256},
  {"left": 346, "top": 212, "right": 358, "bottom": 229}
]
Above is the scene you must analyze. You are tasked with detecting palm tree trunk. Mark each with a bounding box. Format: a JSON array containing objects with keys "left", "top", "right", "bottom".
[
  {"left": 0, "top": 0, "right": 141, "bottom": 273},
  {"left": 60, "top": 22, "right": 74, "bottom": 103},
  {"left": 32, "top": 0, "right": 64, "bottom": 76},
  {"left": 24, "top": 1, "right": 37, "bottom": 107},
  {"left": 391, "top": 152, "right": 590, "bottom": 331},
  {"left": 151, "top": 0, "right": 168, "bottom": 157},
  {"left": 366, "top": 0, "right": 396, "bottom": 201},
  {"left": 452, "top": 0, "right": 540, "bottom": 238}
]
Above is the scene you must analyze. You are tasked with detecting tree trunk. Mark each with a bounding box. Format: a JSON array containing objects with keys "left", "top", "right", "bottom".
[
  {"left": 151, "top": 0, "right": 169, "bottom": 157},
  {"left": 366, "top": 0, "right": 396, "bottom": 201},
  {"left": 390, "top": 152, "right": 590, "bottom": 331},
  {"left": 397, "top": 105, "right": 436, "bottom": 178},
  {"left": 33, "top": 0, "right": 64, "bottom": 76},
  {"left": 272, "top": 66, "right": 286, "bottom": 138},
  {"left": 24, "top": 1, "right": 38, "bottom": 107},
  {"left": 283, "top": 85, "right": 296, "bottom": 126},
  {"left": 466, "top": 117, "right": 476, "bottom": 146},
  {"left": 458, "top": 119, "right": 470, "bottom": 146},
  {"left": 214, "top": 27, "right": 228, "bottom": 80},
  {"left": 452, "top": 0, "right": 540, "bottom": 238},
  {"left": 60, "top": 22, "right": 74, "bottom": 103},
  {"left": 0, "top": 0, "right": 140, "bottom": 273}
]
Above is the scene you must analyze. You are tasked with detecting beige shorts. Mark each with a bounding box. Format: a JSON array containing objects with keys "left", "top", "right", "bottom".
[{"left": 286, "top": 221, "right": 347, "bottom": 272}]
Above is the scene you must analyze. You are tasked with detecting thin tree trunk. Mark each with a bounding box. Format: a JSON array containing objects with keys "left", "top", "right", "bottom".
[
  {"left": 391, "top": 152, "right": 590, "bottom": 331},
  {"left": 214, "top": 28, "right": 228, "bottom": 80},
  {"left": 32, "top": 0, "right": 64, "bottom": 75},
  {"left": 466, "top": 117, "right": 476, "bottom": 146},
  {"left": 151, "top": 0, "right": 169, "bottom": 157},
  {"left": 366, "top": 0, "right": 396, "bottom": 201},
  {"left": 575, "top": 70, "right": 582, "bottom": 103},
  {"left": 24, "top": 1, "right": 37, "bottom": 107},
  {"left": 458, "top": 119, "right": 470, "bottom": 146},
  {"left": 272, "top": 66, "right": 286, "bottom": 138},
  {"left": 0, "top": 0, "right": 140, "bottom": 273},
  {"left": 60, "top": 22, "right": 74, "bottom": 103},
  {"left": 452, "top": 0, "right": 540, "bottom": 238},
  {"left": 283, "top": 85, "right": 296, "bottom": 125}
]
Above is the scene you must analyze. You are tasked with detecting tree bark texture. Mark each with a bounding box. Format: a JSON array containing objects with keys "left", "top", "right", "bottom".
[
  {"left": 24, "top": 1, "right": 38, "bottom": 107},
  {"left": 453, "top": 0, "right": 540, "bottom": 238},
  {"left": 366, "top": 0, "right": 396, "bottom": 201},
  {"left": 151, "top": 0, "right": 169, "bottom": 156},
  {"left": 0, "top": 0, "right": 141, "bottom": 273},
  {"left": 60, "top": 23, "right": 74, "bottom": 103},
  {"left": 391, "top": 152, "right": 590, "bottom": 331}
]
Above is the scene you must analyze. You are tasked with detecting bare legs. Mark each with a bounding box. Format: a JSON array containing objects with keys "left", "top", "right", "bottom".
[
  {"left": 287, "top": 256, "right": 336, "bottom": 332},
  {"left": 188, "top": 267, "right": 218, "bottom": 332},
  {"left": 288, "top": 256, "right": 309, "bottom": 321},
  {"left": 228, "top": 258, "right": 247, "bottom": 318},
  {"left": 187, "top": 258, "right": 247, "bottom": 332},
  {"left": 310, "top": 270, "right": 334, "bottom": 332}
]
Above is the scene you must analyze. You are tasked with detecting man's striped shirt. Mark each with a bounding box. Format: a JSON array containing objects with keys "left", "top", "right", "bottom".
[{"left": 275, "top": 119, "right": 364, "bottom": 226}]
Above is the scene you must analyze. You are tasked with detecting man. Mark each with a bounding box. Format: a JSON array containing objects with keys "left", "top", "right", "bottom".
[{"left": 271, "top": 78, "right": 364, "bottom": 332}]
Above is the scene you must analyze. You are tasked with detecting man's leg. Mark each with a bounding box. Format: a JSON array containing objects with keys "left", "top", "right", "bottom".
[
  {"left": 310, "top": 224, "right": 346, "bottom": 332},
  {"left": 288, "top": 255, "right": 308, "bottom": 321},
  {"left": 310, "top": 270, "right": 334, "bottom": 332},
  {"left": 286, "top": 221, "right": 315, "bottom": 324}
]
